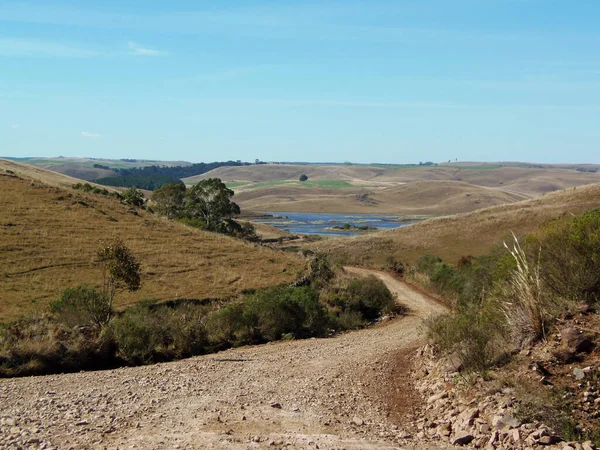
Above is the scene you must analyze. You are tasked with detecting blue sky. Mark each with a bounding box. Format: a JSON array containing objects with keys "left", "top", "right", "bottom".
[{"left": 1, "top": 1, "right": 599, "bottom": 164}]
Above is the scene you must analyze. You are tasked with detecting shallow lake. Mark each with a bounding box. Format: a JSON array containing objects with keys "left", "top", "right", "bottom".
[{"left": 254, "top": 212, "right": 417, "bottom": 237}]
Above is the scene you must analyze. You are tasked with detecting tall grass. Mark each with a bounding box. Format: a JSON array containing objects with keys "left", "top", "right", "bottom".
[{"left": 501, "top": 234, "right": 547, "bottom": 347}]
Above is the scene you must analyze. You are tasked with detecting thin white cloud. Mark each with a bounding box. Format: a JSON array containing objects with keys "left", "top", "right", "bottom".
[
  {"left": 11, "top": 124, "right": 20, "bottom": 129},
  {"left": 81, "top": 131, "right": 102, "bottom": 139},
  {"left": 127, "top": 41, "right": 166, "bottom": 56}
]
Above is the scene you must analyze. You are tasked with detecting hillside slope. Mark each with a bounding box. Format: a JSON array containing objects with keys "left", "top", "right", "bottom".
[
  {"left": 0, "top": 165, "right": 303, "bottom": 321},
  {"left": 309, "top": 183, "right": 600, "bottom": 266},
  {"left": 186, "top": 164, "right": 600, "bottom": 196},
  {"left": 0, "top": 158, "right": 114, "bottom": 190},
  {"left": 234, "top": 181, "right": 527, "bottom": 215}
]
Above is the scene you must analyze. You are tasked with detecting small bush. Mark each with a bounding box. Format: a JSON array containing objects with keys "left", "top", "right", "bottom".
[
  {"left": 109, "top": 302, "right": 168, "bottom": 364},
  {"left": 322, "top": 274, "right": 397, "bottom": 329},
  {"left": 50, "top": 285, "right": 112, "bottom": 329},
  {"left": 109, "top": 300, "right": 209, "bottom": 364},
  {"left": 335, "top": 310, "right": 365, "bottom": 330},
  {"left": 204, "top": 302, "right": 249, "bottom": 348},
  {"left": 122, "top": 187, "right": 145, "bottom": 207},
  {"left": 346, "top": 275, "right": 396, "bottom": 320},
  {"left": 425, "top": 306, "right": 505, "bottom": 372},
  {"left": 244, "top": 286, "right": 328, "bottom": 342},
  {"left": 533, "top": 208, "right": 600, "bottom": 306}
]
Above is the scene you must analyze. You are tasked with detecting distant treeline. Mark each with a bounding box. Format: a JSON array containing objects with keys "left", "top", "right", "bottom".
[
  {"left": 95, "top": 175, "right": 183, "bottom": 190},
  {"left": 114, "top": 161, "right": 252, "bottom": 179},
  {"left": 94, "top": 161, "right": 254, "bottom": 190}
]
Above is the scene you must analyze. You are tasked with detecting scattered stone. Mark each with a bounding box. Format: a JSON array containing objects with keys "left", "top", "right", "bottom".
[
  {"left": 351, "top": 416, "right": 365, "bottom": 426},
  {"left": 561, "top": 328, "right": 593, "bottom": 354},
  {"left": 573, "top": 368, "right": 586, "bottom": 380},
  {"left": 270, "top": 402, "right": 282, "bottom": 409},
  {"left": 451, "top": 433, "right": 475, "bottom": 446},
  {"left": 427, "top": 391, "right": 448, "bottom": 404},
  {"left": 492, "top": 415, "right": 521, "bottom": 431},
  {"left": 539, "top": 435, "right": 560, "bottom": 445}
]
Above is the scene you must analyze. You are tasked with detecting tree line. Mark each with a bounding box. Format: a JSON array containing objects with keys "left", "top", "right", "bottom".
[{"left": 93, "top": 161, "right": 256, "bottom": 191}]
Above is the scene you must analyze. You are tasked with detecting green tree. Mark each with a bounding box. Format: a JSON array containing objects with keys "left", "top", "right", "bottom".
[
  {"left": 184, "top": 178, "right": 240, "bottom": 230},
  {"left": 96, "top": 237, "right": 141, "bottom": 308},
  {"left": 151, "top": 183, "right": 186, "bottom": 218},
  {"left": 122, "top": 187, "right": 145, "bottom": 207}
]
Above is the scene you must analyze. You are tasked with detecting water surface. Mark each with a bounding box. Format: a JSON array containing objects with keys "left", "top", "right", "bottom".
[{"left": 255, "top": 212, "right": 417, "bottom": 237}]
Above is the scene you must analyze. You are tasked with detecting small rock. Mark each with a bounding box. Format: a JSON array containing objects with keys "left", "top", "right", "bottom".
[
  {"left": 492, "top": 415, "right": 521, "bottom": 431},
  {"left": 538, "top": 435, "right": 560, "bottom": 445},
  {"left": 270, "top": 402, "right": 282, "bottom": 409},
  {"left": 351, "top": 416, "right": 364, "bottom": 426},
  {"left": 451, "top": 433, "right": 475, "bottom": 446},
  {"left": 582, "top": 441, "right": 596, "bottom": 450},
  {"left": 561, "top": 328, "right": 593, "bottom": 354},
  {"left": 573, "top": 368, "right": 586, "bottom": 380},
  {"left": 427, "top": 392, "right": 449, "bottom": 404}
]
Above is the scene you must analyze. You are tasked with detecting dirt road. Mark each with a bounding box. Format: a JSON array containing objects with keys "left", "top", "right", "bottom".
[{"left": 0, "top": 269, "right": 447, "bottom": 449}]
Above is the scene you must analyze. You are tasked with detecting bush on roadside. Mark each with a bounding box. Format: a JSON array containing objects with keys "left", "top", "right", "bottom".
[
  {"left": 50, "top": 285, "right": 112, "bottom": 330},
  {"left": 108, "top": 300, "right": 210, "bottom": 364},
  {"left": 322, "top": 273, "right": 399, "bottom": 330},
  {"left": 532, "top": 208, "right": 600, "bottom": 306}
]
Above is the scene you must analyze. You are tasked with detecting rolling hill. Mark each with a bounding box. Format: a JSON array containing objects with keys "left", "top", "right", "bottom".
[
  {"left": 184, "top": 163, "right": 600, "bottom": 216},
  {"left": 233, "top": 180, "right": 528, "bottom": 215},
  {"left": 0, "top": 160, "right": 303, "bottom": 322},
  {"left": 308, "top": 183, "right": 600, "bottom": 266}
]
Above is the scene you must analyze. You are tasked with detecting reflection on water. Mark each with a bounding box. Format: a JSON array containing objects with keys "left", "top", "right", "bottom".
[{"left": 254, "top": 212, "right": 418, "bottom": 236}]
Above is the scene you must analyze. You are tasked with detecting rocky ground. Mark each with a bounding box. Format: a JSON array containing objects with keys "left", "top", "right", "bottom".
[
  {"left": 1, "top": 269, "right": 597, "bottom": 450},
  {"left": 0, "top": 269, "right": 447, "bottom": 450}
]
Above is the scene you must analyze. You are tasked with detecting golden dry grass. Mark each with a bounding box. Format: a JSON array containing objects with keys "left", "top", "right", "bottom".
[
  {"left": 234, "top": 180, "right": 527, "bottom": 215},
  {"left": 185, "top": 164, "right": 600, "bottom": 195},
  {"left": 308, "top": 184, "right": 600, "bottom": 267},
  {"left": 184, "top": 164, "right": 600, "bottom": 215},
  {"left": 0, "top": 158, "right": 119, "bottom": 191},
  {"left": 0, "top": 167, "right": 304, "bottom": 322}
]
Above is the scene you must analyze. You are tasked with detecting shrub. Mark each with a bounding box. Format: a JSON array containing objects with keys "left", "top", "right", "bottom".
[
  {"left": 299, "top": 174, "right": 308, "bottom": 182},
  {"left": 533, "top": 208, "right": 600, "bottom": 306},
  {"left": 334, "top": 310, "right": 365, "bottom": 330},
  {"left": 204, "top": 302, "right": 249, "bottom": 348},
  {"left": 122, "top": 187, "right": 145, "bottom": 207},
  {"left": 308, "top": 254, "right": 334, "bottom": 288},
  {"left": 163, "top": 303, "right": 209, "bottom": 358},
  {"left": 50, "top": 285, "right": 112, "bottom": 329},
  {"left": 177, "top": 217, "right": 208, "bottom": 230},
  {"left": 244, "top": 286, "right": 328, "bottom": 341},
  {"left": 425, "top": 305, "right": 505, "bottom": 372},
  {"left": 346, "top": 275, "right": 396, "bottom": 320},
  {"left": 109, "top": 300, "right": 209, "bottom": 364},
  {"left": 109, "top": 301, "right": 168, "bottom": 364}
]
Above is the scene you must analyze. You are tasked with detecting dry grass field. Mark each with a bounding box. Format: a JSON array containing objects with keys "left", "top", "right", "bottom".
[
  {"left": 185, "top": 163, "right": 600, "bottom": 215},
  {"left": 308, "top": 183, "right": 600, "bottom": 267},
  {"left": 0, "top": 162, "right": 304, "bottom": 322},
  {"left": 234, "top": 180, "right": 528, "bottom": 215}
]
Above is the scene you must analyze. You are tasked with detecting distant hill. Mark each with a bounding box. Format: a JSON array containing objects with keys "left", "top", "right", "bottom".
[
  {"left": 2, "top": 157, "right": 192, "bottom": 181},
  {"left": 309, "top": 183, "right": 600, "bottom": 266},
  {"left": 233, "top": 180, "right": 528, "bottom": 215},
  {"left": 0, "top": 159, "right": 303, "bottom": 322}
]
